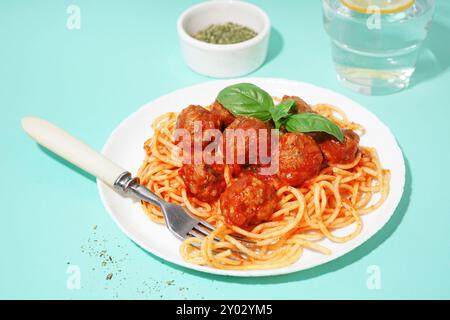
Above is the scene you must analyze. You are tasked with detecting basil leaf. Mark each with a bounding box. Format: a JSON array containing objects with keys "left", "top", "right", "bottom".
[
  {"left": 269, "top": 100, "right": 296, "bottom": 129},
  {"left": 217, "top": 83, "right": 273, "bottom": 121},
  {"left": 284, "top": 113, "right": 344, "bottom": 142},
  {"left": 216, "top": 83, "right": 344, "bottom": 142}
]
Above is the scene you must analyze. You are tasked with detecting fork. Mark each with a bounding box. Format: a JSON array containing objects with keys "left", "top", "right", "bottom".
[{"left": 21, "top": 117, "right": 219, "bottom": 242}]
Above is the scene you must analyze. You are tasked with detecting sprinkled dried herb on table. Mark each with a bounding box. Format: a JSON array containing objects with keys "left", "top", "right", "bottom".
[
  {"left": 192, "top": 22, "right": 258, "bottom": 44},
  {"left": 79, "top": 225, "right": 194, "bottom": 298}
]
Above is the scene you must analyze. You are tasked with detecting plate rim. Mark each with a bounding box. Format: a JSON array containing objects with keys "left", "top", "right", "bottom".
[{"left": 97, "top": 77, "right": 406, "bottom": 277}]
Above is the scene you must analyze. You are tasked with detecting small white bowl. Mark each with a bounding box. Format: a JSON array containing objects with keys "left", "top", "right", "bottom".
[{"left": 177, "top": 0, "right": 271, "bottom": 78}]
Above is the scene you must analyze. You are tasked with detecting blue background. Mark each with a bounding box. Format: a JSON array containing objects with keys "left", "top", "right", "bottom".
[{"left": 1, "top": 0, "right": 449, "bottom": 299}]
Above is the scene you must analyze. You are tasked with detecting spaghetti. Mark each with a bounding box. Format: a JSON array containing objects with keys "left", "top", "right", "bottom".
[{"left": 137, "top": 104, "right": 390, "bottom": 270}]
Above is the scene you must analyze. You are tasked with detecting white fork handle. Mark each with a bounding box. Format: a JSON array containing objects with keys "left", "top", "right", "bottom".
[{"left": 21, "top": 117, "right": 126, "bottom": 188}]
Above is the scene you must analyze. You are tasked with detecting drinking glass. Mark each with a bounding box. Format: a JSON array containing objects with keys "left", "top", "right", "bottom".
[{"left": 323, "top": 0, "right": 435, "bottom": 95}]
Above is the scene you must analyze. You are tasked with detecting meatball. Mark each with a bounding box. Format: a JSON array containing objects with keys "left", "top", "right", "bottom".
[
  {"left": 179, "top": 163, "right": 226, "bottom": 203},
  {"left": 211, "top": 162, "right": 243, "bottom": 178},
  {"left": 222, "top": 116, "right": 273, "bottom": 166},
  {"left": 210, "top": 101, "right": 235, "bottom": 130},
  {"left": 255, "top": 171, "right": 284, "bottom": 190},
  {"left": 318, "top": 129, "right": 360, "bottom": 164},
  {"left": 246, "top": 161, "right": 285, "bottom": 190},
  {"left": 220, "top": 173, "right": 278, "bottom": 228},
  {"left": 175, "top": 105, "right": 221, "bottom": 147},
  {"left": 282, "top": 95, "right": 314, "bottom": 114},
  {"left": 276, "top": 133, "right": 323, "bottom": 187}
]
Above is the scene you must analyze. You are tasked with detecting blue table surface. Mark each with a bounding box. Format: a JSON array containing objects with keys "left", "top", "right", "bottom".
[{"left": 1, "top": 0, "right": 449, "bottom": 299}]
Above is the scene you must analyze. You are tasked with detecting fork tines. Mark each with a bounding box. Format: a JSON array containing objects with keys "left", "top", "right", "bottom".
[
  {"left": 187, "top": 220, "right": 255, "bottom": 245},
  {"left": 188, "top": 222, "right": 221, "bottom": 242}
]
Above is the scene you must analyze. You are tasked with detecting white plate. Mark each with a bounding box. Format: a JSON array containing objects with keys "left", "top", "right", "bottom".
[{"left": 97, "top": 78, "right": 405, "bottom": 277}]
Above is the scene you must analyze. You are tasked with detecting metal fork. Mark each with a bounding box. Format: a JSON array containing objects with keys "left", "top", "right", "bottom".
[
  {"left": 115, "top": 174, "right": 254, "bottom": 253},
  {"left": 21, "top": 117, "right": 221, "bottom": 243},
  {"left": 114, "top": 172, "right": 218, "bottom": 241}
]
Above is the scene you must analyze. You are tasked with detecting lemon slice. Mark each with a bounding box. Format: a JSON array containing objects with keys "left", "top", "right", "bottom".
[{"left": 340, "top": 0, "right": 416, "bottom": 14}]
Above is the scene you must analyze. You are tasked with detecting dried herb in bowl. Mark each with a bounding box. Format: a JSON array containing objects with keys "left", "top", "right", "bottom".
[{"left": 192, "top": 22, "right": 258, "bottom": 45}]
